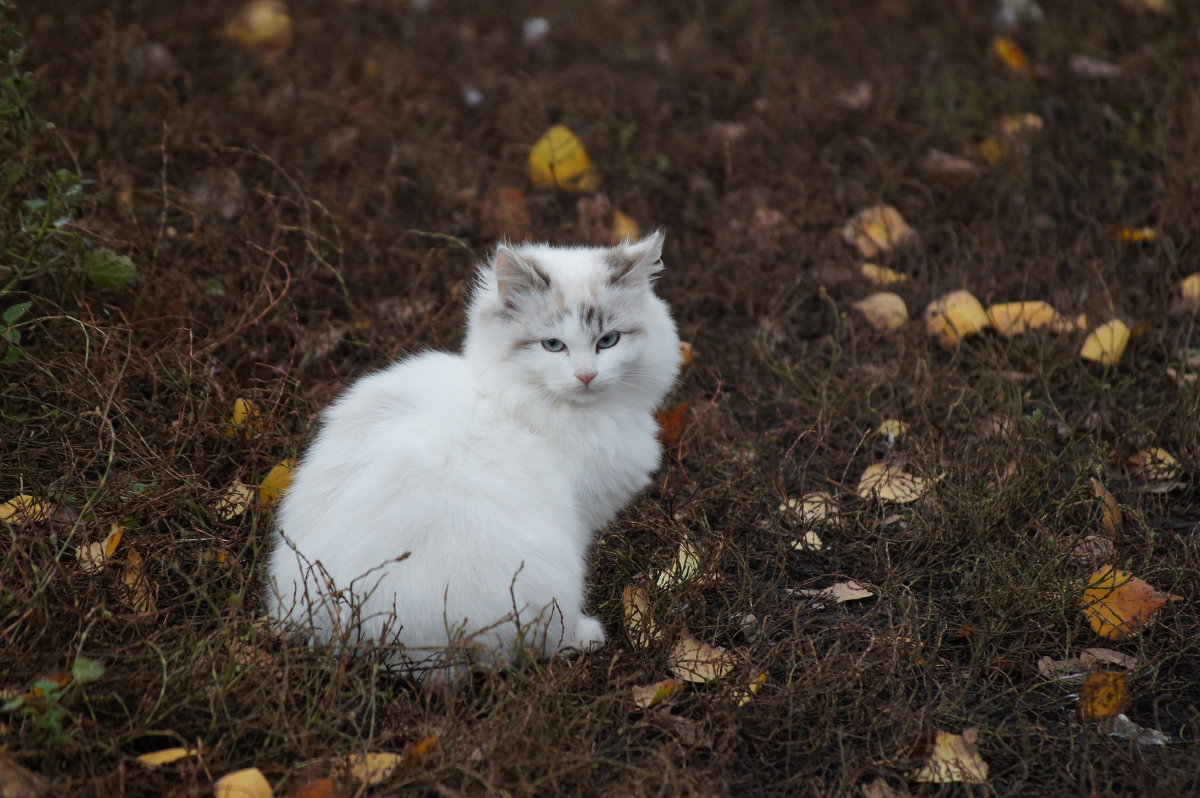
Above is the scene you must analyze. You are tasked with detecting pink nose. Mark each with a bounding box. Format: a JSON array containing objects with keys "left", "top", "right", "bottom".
[{"left": 576, "top": 371, "right": 597, "bottom": 385}]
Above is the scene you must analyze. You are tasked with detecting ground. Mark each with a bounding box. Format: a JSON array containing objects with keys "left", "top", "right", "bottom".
[{"left": 2, "top": 0, "right": 1199, "bottom": 795}]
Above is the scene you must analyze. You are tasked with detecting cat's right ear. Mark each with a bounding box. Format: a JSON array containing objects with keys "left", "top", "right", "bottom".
[{"left": 493, "top": 245, "right": 550, "bottom": 308}]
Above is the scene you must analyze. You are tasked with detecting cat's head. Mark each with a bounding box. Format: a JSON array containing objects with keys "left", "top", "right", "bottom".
[{"left": 465, "top": 232, "right": 680, "bottom": 410}]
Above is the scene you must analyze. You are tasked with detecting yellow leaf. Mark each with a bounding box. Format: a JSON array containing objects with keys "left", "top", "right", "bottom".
[
  {"left": 1180, "top": 272, "right": 1200, "bottom": 303},
  {"left": 999, "top": 113, "right": 1044, "bottom": 137},
  {"left": 528, "top": 125, "right": 600, "bottom": 193},
  {"left": 1127, "top": 447, "right": 1182, "bottom": 481},
  {"left": 852, "top": 292, "right": 909, "bottom": 332},
  {"left": 631, "top": 678, "right": 684, "bottom": 710},
  {"left": 622, "top": 584, "right": 661, "bottom": 648},
  {"left": 1078, "top": 671, "right": 1130, "bottom": 720},
  {"left": 0, "top": 494, "right": 50, "bottom": 524},
  {"left": 978, "top": 137, "right": 1006, "bottom": 164},
  {"left": 610, "top": 209, "right": 640, "bottom": 244},
  {"left": 677, "top": 341, "right": 695, "bottom": 366},
  {"left": 793, "top": 580, "right": 875, "bottom": 604},
  {"left": 910, "top": 728, "right": 989, "bottom": 784},
  {"left": 225, "top": 398, "right": 261, "bottom": 438},
  {"left": 122, "top": 548, "right": 155, "bottom": 613},
  {"left": 136, "top": 747, "right": 198, "bottom": 768},
  {"left": 857, "top": 463, "right": 928, "bottom": 503},
  {"left": 859, "top": 262, "right": 909, "bottom": 286},
  {"left": 1090, "top": 478, "right": 1122, "bottom": 536},
  {"left": 778, "top": 491, "right": 838, "bottom": 526},
  {"left": 214, "top": 767, "right": 273, "bottom": 798},
  {"left": 1080, "top": 319, "right": 1130, "bottom": 365},
  {"left": 924, "top": 289, "right": 989, "bottom": 346},
  {"left": 986, "top": 301, "right": 1060, "bottom": 337},
  {"left": 876, "top": 419, "right": 908, "bottom": 439},
  {"left": 736, "top": 671, "right": 768, "bottom": 707},
  {"left": 258, "top": 460, "right": 295, "bottom": 506},
  {"left": 841, "top": 205, "right": 917, "bottom": 258},
  {"left": 1113, "top": 226, "right": 1156, "bottom": 243},
  {"left": 791, "top": 530, "right": 824, "bottom": 552},
  {"left": 654, "top": 537, "right": 702, "bottom": 588},
  {"left": 993, "top": 36, "right": 1034, "bottom": 78},
  {"left": 1081, "top": 566, "right": 1182, "bottom": 641},
  {"left": 346, "top": 752, "right": 402, "bottom": 786},
  {"left": 216, "top": 480, "right": 256, "bottom": 521},
  {"left": 669, "top": 634, "right": 736, "bottom": 683},
  {"left": 224, "top": 1, "right": 293, "bottom": 64},
  {"left": 400, "top": 735, "right": 440, "bottom": 769},
  {"left": 77, "top": 523, "right": 124, "bottom": 574}
]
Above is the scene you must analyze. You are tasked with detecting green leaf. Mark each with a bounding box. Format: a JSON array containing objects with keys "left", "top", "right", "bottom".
[
  {"left": 1, "top": 695, "right": 24, "bottom": 712},
  {"left": 83, "top": 248, "right": 136, "bottom": 287},
  {"left": 71, "top": 656, "right": 104, "bottom": 684},
  {"left": 2, "top": 300, "right": 30, "bottom": 324}
]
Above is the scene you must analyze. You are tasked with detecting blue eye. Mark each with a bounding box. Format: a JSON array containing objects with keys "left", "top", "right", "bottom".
[
  {"left": 542, "top": 338, "right": 566, "bottom": 352},
  {"left": 596, "top": 331, "right": 621, "bottom": 350}
]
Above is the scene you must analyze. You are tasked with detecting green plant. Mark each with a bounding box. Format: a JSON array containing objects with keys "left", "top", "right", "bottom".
[
  {"left": 2, "top": 656, "right": 104, "bottom": 746},
  {"left": 0, "top": 298, "right": 30, "bottom": 364}
]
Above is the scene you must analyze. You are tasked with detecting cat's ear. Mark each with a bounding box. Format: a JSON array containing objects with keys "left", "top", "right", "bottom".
[
  {"left": 609, "top": 230, "right": 665, "bottom": 287},
  {"left": 493, "top": 245, "right": 550, "bottom": 307}
]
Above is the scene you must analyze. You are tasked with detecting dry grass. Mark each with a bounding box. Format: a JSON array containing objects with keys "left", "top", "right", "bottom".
[{"left": 2, "top": 1, "right": 1199, "bottom": 795}]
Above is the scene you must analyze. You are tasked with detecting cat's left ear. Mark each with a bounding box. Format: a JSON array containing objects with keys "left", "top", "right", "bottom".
[{"left": 609, "top": 230, "right": 665, "bottom": 287}]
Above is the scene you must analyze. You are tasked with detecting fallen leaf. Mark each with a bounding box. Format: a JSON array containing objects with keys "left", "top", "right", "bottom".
[
  {"left": 736, "top": 671, "right": 768, "bottom": 707},
  {"left": 286, "top": 777, "right": 347, "bottom": 798},
  {"left": 1102, "top": 713, "right": 1171, "bottom": 746},
  {"left": 920, "top": 149, "right": 983, "bottom": 186},
  {"left": 834, "top": 81, "right": 873, "bottom": 111},
  {"left": 1113, "top": 226, "right": 1156, "bottom": 243},
  {"left": 669, "top": 635, "right": 737, "bottom": 683},
  {"left": 136, "top": 747, "right": 198, "bottom": 768},
  {"left": 793, "top": 580, "right": 875, "bottom": 605},
  {"left": 1081, "top": 566, "right": 1182, "bottom": 641},
  {"left": 631, "top": 678, "right": 684, "bottom": 710},
  {"left": 910, "top": 728, "right": 989, "bottom": 784},
  {"left": 399, "top": 735, "right": 440, "bottom": 769},
  {"left": 876, "top": 419, "right": 907, "bottom": 439},
  {"left": 259, "top": 460, "right": 296, "bottom": 506},
  {"left": 1069, "top": 54, "right": 1122, "bottom": 79},
  {"left": 1050, "top": 312, "right": 1088, "bottom": 334},
  {"left": 611, "top": 209, "right": 640, "bottom": 244},
  {"left": 345, "top": 753, "right": 401, "bottom": 786},
  {"left": 0, "top": 751, "right": 50, "bottom": 798},
  {"left": 656, "top": 402, "right": 689, "bottom": 448},
  {"left": 852, "top": 292, "right": 909, "bottom": 332},
  {"left": 978, "top": 137, "right": 1006, "bottom": 164},
  {"left": 993, "top": 36, "right": 1034, "bottom": 78},
  {"left": 999, "top": 113, "right": 1044, "bottom": 137},
  {"left": 215, "top": 767, "right": 273, "bottom": 798},
  {"left": 1180, "top": 273, "right": 1200, "bottom": 303},
  {"left": 924, "top": 289, "right": 989, "bottom": 346},
  {"left": 481, "top": 186, "right": 531, "bottom": 240},
  {"left": 986, "top": 301, "right": 1060, "bottom": 336},
  {"left": 859, "top": 777, "right": 908, "bottom": 798},
  {"left": 1080, "top": 648, "right": 1139, "bottom": 669},
  {"left": 224, "top": 0, "right": 293, "bottom": 64},
  {"left": 622, "top": 584, "right": 661, "bottom": 648},
  {"left": 1078, "top": 671, "right": 1130, "bottom": 720},
  {"left": 860, "top": 262, "right": 909, "bottom": 286},
  {"left": 655, "top": 537, "right": 702, "bottom": 588},
  {"left": 792, "top": 530, "right": 824, "bottom": 552},
  {"left": 841, "top": 205, "right": 917, "bottom": 258},
  {"left": 779, "top": 491, "right": 838, "bottom": 526},
  {"left": 225, "top": 398, "right": 261, "bottom": 438},
  {"left": 857, "top": 463, "right": 929, "bottom": 503},
  {"left": 77, "top": 523, "right": 124, "bottom": 574},
  {"left": 0, "top": 494, "right": 51, "bottom": 524},
  {"left": 1070, "top": 534, "right": 1116, "bottom": 565},
  {"left": 216, "top": 480, "right": 256, "bottom": 521},
  {"left": 1127, "top": 447, "right": 1182, "bottom": 481},
  {"left": 677, "top": 341, "right": 695, "bottom": 366},
  {"left": 122, "top": 548, "right": 155, "bottom": 613},
  {"left": 528, "top": 125, "right": 600, "bottom": 193},
  {"left": 1080, "top": 319, "right": 1130, "bottom": 365},
  {"left": 1091, "top": 478, "right": 1122, "bottom": 536}
]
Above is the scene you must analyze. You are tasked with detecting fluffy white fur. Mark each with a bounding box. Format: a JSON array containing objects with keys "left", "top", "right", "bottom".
[{"left": 266, "top": 232, "right": 680, "bottom": 673}]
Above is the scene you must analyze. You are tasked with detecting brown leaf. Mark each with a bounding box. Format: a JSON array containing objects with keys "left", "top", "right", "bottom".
[
  {"left": 920, "top": 149, "right": 983, "bottom": 186},
  {"left": 481, "top": 186, "right": 532, "bottom": 240},
  {"left": 286, "top": 777, "right": 348, "bottom": 798},
  {"left": 0, "top": 752, "right": 50, "bottom": 798},
  {"left": 910, "top": 728, "right": 989, "bottom": 784},
  {"left": 656, "top": 402, "right": 690, "bottom": 448}
]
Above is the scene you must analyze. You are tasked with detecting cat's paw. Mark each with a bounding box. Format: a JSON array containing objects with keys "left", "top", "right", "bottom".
[{"left": 572, "top": 615, "right": 607, "bottom": 652}]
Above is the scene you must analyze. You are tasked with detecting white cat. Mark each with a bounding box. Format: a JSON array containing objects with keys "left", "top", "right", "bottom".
[{"left": 266, "top": 232, "right": 680, "bottom": 675}]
